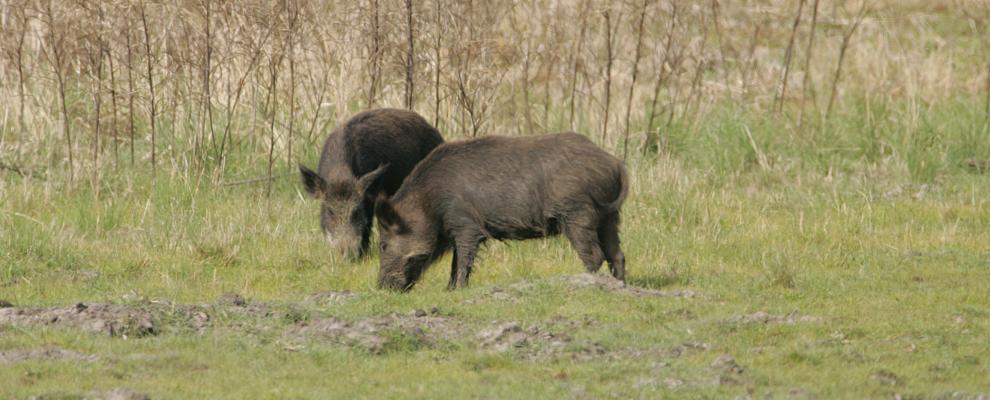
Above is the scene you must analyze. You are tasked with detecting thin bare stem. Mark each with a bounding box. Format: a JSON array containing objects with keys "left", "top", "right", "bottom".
[
  {"left": 433, "top": 0, "right": 444, "bottom": 128},
  {"left": 125, "top": 14, "right": 136, "bottom": 166},
  {"left": 798, "top": 0, "right": 821, "bottom": 128},
  {"left": 645, "top": 1, "right": 678, "bottom": 154},
  {"left": 405, "top": 0, "right": 415, "bottom": 109},
  {"left": 775, "top": 0, "right": 806, "bottom": 113},
  {"left": 601, "top": 7, "right": 618, "bottom": 145},
  {"left": 567, "top": 0, "right": 590, "bottom": 130},
  {"left": 623, "top": 0, "right": 649, "bottom": 160},
  {"left": 140, "top": 2, "right": 158, "bottom": 178},
  {"left": 826, "top": 3, "right": 868, "bottom": 121},
  {"left": 368, "top": 0, "right": 381, "bottom": 107},
  {"left": 42, "top": 0, "right": 73, "bottom": 182}
]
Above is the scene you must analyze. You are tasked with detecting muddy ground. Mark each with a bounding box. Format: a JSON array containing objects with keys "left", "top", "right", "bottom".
[
  {"left": 9, "top": 274, "right": 979, "bottom": 399},
  {"left": 1, "top": 275, "right": 725, "bottom": 361}
]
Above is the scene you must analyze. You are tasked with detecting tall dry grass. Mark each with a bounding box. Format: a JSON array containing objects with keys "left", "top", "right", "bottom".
[{"left": 0, "top": 0, "right": 987, "bottom": 184}]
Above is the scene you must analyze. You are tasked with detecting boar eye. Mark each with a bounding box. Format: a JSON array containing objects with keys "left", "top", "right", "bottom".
[{"left": 380, "top": 242, "right": 388, "bottom": 252}]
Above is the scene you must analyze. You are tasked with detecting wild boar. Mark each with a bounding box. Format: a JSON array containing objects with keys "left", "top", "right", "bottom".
[
  {"left": 299, "top": 108, "right": 443, "bottom": 259},
  {"left": 375, "top": 133, "right": 628, "bottom": 291}
]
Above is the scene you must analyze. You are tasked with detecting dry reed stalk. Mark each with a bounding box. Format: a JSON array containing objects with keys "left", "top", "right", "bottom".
[
  {"left": 125, "top": 12, "right": 136, "bottom": 166},
  {"left": 90, "top": 7, "right": 106, "bottom": 176},
  {"left": 405, "top": 0, "right": 415, "bottom": 109},
  {"left": 140, "top": 1, "right": 157, "bottom": 178},
  {"left": 741, "top": 23, "right": 762, "bottom": 100},
  {"left": 368, "top": 0, "right": 382, "bottom": 107},
  {"left": 600, "top": 7, "right": 618, "bottom": 145},
  {"left": 432, "top": 0, "right": 444, "bottom": 128},
  {"left": 567, "top": 0, "right": 590, "bottom": 130},
  {"left": 201, "top": 0, "right": 216, "bottom": 168},
  {"left": 287, "top": 0, "right": 299, "bottom": 169},
  {"left": 105, "top": 13, "right": 121, "bottom": 168},
  {"left": 11, "top": 6, "right": 27, "bottom": 139},
  {"left": 826, "top": 2, "right": 869, "bottom": 122},
  {"left": 798, "top": 0, "right": 821, "bottom": 128},
  {"left": 775, "top": 0, "right": 806, "bottom": 113},
  {"left": 41, "top": 0, "right": 73, "bottom": 182},
  {"left": 645, "top": 0, "right": 678, "bottom": 154},
  {"left": 622, "top": 0, "right": 649, "bottom": 160},
  {"left": 519, "top": 22, "right": 534, "bottom": 133},
  {"left": 709, "top": 0, "right": 729, "bottom": 90}
]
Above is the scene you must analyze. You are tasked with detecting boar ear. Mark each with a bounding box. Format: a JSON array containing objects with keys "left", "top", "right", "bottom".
[
  {"left": 374, "top": 195, "right": 404, "bottom": 231},
  {"left": 356, "top": 163, "right": 389, "bottom": 196},
  {"left": 299, "top": 164, "right": 326, "bottom": 198}
]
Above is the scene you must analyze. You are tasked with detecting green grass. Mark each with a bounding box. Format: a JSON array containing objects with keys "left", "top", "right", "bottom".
[{"left": 2, "top": 103, "right": 990, "bottom": 399}]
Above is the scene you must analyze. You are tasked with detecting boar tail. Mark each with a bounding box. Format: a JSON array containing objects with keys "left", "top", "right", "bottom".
[{"left": 601, "top": 164, "right": 629, "bottom": 215}]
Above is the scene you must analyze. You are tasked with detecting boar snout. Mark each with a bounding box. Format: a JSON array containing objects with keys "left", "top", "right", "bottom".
[
  {"left": 378, "top": 273, "right": 412, "bottom": 292},
  {"left": 326, "top": 232, "right": 363, "bottom": 260}
]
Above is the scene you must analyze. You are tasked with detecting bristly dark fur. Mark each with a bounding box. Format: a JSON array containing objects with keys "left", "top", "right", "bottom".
[
  {"left": 376, "top": 132, "right": 628, "bottom": 291},
  {"left": 300, "top": 108, "right": 444, "bottom": 258}
]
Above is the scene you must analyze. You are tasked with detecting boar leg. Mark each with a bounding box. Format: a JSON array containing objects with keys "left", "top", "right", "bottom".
[
  {"left": 563, "top": 218, "right": 606, "bottom": 274},
  {"left": 359, "top": 198, "right": 375, "bottom": 255},
  {"left": 452, "top": 239, "right": 481, "bottom": 289},
  {"left": 447, "top": 248, "right": 459, "bottom": 290},
  {"left": 598, "top": 212, "right": 626, "bottom": 282}
]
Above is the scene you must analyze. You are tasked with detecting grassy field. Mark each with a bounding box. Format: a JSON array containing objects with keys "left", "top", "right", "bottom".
[
  {"left": 3, "top": 101, "right": 990, "bottom": 398},
  {"left": 3, "top": 0, "right": 990, "bottom": 398}
]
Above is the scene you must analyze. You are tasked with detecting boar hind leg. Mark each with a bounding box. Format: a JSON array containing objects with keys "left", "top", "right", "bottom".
[
  {"left": 598, "top": 212, "right": 626, "bottom": 282},
  {"left": 563, "top": 219, "right": 606, "bottom": 274}
]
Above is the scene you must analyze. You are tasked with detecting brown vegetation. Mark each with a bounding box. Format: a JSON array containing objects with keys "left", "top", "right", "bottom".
[{"left": 0, "top": 0, "right": 986, "bottom": 182}]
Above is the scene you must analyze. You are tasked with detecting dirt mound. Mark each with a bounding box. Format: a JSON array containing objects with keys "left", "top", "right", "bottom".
[
  {"left": 0, "top": 303, "right": 157, "bottom": 337},
  {"left": 0, "top": 346, "right": 98, "bottom": 363},
  {"left": 551, "top": 273, "right": 699, "bottom": 298},
  {"left": 725, "top": 311, "right": 820, "bottom": 325}
]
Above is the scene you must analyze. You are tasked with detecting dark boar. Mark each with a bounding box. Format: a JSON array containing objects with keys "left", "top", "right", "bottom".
[
  {"left": 299, "top": 108, "right": 443, "bottom": 259},
  {"left": 375, "top": 133, "right": 628, "bottom": 291}
]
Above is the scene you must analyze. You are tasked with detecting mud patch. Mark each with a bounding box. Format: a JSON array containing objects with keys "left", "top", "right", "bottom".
[
  {"left": 0, "top": 303, "right": 157, "bottom": 337},
  {"left": 211, "top": 293, "right": 274, "bottom": 319},
  {"left": 870, "top": 369, "right": 903, "bottom": 387},
  {"left": 0, "top": 347, "right": 98, "bottom": 363},
  {"left": 710, "top": 354, "right": 747, "bottom": 386},
  {"left": 724, "top": 311, "right": 820, "bottom": 325},
  {"left": 937, "top": 391, "right": 990, "bottom": 400},
  {"left": 292, "top": 310, "right": 457, "bottom": 354},
  {"left": 551, "top": 274, "right": 699, "bottom": 298},
  {"left": 475, "top": 320, "right": 614, "bottom": 361},
  {"left": 465, "top": 287, "right": 521, "bottom": 304},
  {"left": 28, "top": 388, "right": 150, "bottom": 400},
  {"left": 303, "top": 291, "right": 360, "bottom": 307},
  {"left": 99, "top": 389, "right": 151, "bottom": 400},
  {"left": 477, "top": 322, "right": 576, "bottom": 356}
]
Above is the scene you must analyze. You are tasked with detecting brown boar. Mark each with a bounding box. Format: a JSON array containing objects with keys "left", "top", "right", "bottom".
[
  {"left": 375, "top": 133, "right": 628, "bottom": 291},
  {"left": 300, "top": 109, "right": 443, "bottom": 259}
]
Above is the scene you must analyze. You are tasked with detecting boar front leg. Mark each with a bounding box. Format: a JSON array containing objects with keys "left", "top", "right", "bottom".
[
  {"left": 451, "top": 233, "right": 483, "bottom": 289},
  {"left": 447, "top": 248, "right": 459, "bottom": 290}
]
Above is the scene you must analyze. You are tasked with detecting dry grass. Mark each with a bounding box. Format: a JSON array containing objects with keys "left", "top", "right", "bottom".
[{"left": 0, "top": 0, "right": 987, "bottom": 183}]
